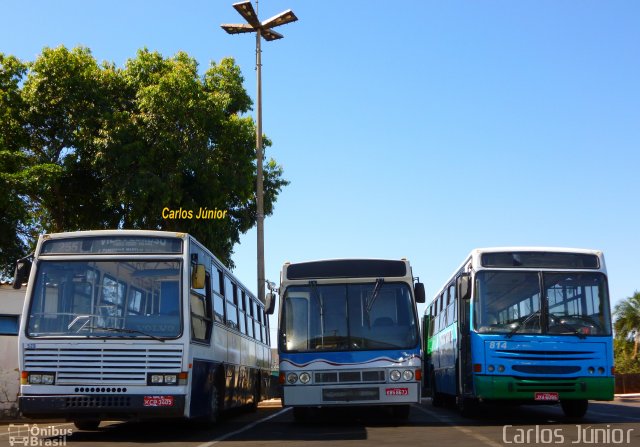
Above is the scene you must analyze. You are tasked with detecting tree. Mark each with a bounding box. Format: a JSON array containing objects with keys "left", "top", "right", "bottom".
[
  {"left": 613, "top": 291, "right": 640, "bottom": 360},
  {"left": 0, "top": 46, "right": 288, "bottom": 272},
  {"left": 0, "top": 54, "right": 30, "bottom": 275}
]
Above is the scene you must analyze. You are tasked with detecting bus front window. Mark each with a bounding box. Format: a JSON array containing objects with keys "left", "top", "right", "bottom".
[
  {"left": 544, "top": 273, "right": 611, "bottom": 336},
  {"left": 475, "top": 271, "right": 541, "bottom": 334},
  {"left": 474, "top": 271, "right": 611, "bottom": 336},
  {"left": 27, "top": 260, "right": 182, "bottom": 338},
  {"left": 279, "top": 283, "right": 418, "bottom": 352}
]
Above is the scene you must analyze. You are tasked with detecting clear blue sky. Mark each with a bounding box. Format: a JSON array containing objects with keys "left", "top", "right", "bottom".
[{"left": 3, "top": 1, "right": 639, "bottom": 345}]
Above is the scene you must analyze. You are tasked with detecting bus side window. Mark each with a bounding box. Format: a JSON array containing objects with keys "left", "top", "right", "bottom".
[
  {"left": 253, "top": 302, "right": 260, "bottom": 341},
  {"left": 247, "top": 298, "right": 254, "bottom": 338},
  {"left": 190, "top": 272, "right": 212, "bottom": 342},
  {"left": 264, "top": 309, "right": 270, "bottom": 345},
  {"left": 447, "top": 283, "right": 456, "bottom": 326},
  {"left": 224, "top": 276, "right": 238, "bottom": 330},
  {"left": 439, "top": 293, "right": 446, "bottom": 330},
  {"left": 212, "top": 267, "right": 225, "bottom": 323}
]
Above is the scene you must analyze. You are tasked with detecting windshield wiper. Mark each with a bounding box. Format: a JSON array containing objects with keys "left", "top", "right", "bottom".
[
  {"left": 366, "top": 279, "right": 385, "bottom": 313},
  {"left": 548, "top": 313, "right": 586, "bottom": 339},
  {"left": 82, "top": 326, "right": 165, "bottom": 342},
  {"left": 506, "top": 310, "right": 541, "bottom": 338}
]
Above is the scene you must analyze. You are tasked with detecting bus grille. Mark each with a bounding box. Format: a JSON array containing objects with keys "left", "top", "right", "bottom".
[
  {"left": 315, "top": 370, "right": 385, "bottom": 384},
  {"left": 512, "top": 378, "right": 583, "bottom": 393},
  {"left": 65, "top": 396, "right": 131, "bottom": 408},
  {"left": 24, "top": 345, "right": 183, "bottom": 385},
  {"left": 512, "top": 365, "right": 581, "bottom": 375}
]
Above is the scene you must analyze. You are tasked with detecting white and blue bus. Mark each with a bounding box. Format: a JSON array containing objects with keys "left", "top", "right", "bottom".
[
  {"left": 423, "top": 247, "right": 614, "bottom": 418},
  {"left": 277, "top": 259, "right": 425, "bottom": 421},
  {"left": 15, "top": 230, "right": 272, "bottom": 429}
]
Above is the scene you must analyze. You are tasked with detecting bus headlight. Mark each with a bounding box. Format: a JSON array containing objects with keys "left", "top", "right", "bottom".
[
  {"left": 150, "top": 374, "right": 165, "bottom": 384},
  {"left": 390, "top": 370, "right": 401, "bottom": 381},
  {"left": 286, "top": 373, "right": 298, "bottom": 384},
  {"left": 28, "top": 373, "right": 55, "bottom": 385},
  {"left": 299, "top": 372, "right": 311, "bottom": 384},
  {"left": 487, "top": 365, "right": 495, "bottom": 372},
  {"left": 497, "top": 365, "right": 505, "bottom": 373},
  {"left": 164, "top": 374, "right": 177, "bottom": 385},
  {"left": 402, "top": 370, "right": 414, "bottom": 381},
  {"left": 597, "top": 367, "right": 605, "bottom": 375}
]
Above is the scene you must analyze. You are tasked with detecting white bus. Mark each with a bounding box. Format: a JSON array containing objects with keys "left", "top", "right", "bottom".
[
  {"left": 0, "top": 284, "right": 25, "bottom": 418},
  {"left": 15, "top": 230, "right": 272, "bottom": 429},
  {"left": 277, "top": 259, "right": 425, "bottom": 421}
]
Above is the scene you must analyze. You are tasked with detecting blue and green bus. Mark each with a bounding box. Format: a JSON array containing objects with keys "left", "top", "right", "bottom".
[
  {"left": 422, "top": 247, "right": 613, "bottom": 418},
  {"left": 278, "top": 259, "right": 425, "bottom": 421}
]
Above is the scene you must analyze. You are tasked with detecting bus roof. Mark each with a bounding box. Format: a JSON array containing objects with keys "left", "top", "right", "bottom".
[
  {"left": 429, "top": 247, "right": 605, "bottom": 306},
  {"left": 282, "top": 258, "right": 410, "bottom": 281}
]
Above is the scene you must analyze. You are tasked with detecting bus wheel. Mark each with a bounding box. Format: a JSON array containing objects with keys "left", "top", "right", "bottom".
[
  {"left": 292, "top": 407, "right": 309, "bottom": 423},
  {"left": 561, "top": 399, "right": 588, "bottom": 418},
  {"left": 73, "top": 420, "right": 100, "bottom": 430},
  {"left": 392, "top": 405, "right": 411, "bottom": 420},
  {"left": 457, "top": 397, "right": 478, "bottom": 417},
  {"left": 207, "top": 384, "right": 220, "bottom": 425},
  {"left": 249, "top": 379, "right": 259, "bottom": 413},
  {"left": 431, "top": 373, "right": 443, "bottom": 407}
]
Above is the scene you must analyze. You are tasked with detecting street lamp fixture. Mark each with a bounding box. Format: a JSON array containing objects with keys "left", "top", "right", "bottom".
[{"left": 221, "top": 1, "right": 297, "bottom": 304}]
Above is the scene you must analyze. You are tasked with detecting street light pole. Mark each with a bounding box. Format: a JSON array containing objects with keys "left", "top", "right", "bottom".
[
  {"left": 255, "top": 26, "right": 265, "bottom": 306},
  {"left": 221, "top": 1, "right": 297, "bottom": 303}
]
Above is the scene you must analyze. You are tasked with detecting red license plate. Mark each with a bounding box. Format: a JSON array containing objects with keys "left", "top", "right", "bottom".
[
  {"left": 385, "top": 388, "right": 409, "bottom": 396},
  {"left": 534, "top": 392, "right": 559, "bottom": 401},
  {"left": 143, "top": 395, "right": 174, "bottom": 407}
]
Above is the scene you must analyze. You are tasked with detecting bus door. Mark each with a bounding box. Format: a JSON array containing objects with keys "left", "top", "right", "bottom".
[{"left": 456, "top": 274, "right": 473, "bottom": 397}]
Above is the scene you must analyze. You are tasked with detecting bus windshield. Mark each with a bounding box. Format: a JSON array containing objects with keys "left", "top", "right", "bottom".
[
  {"left": 27, "top": 260, "right": 182, "bottom": 338},
  {"left": 474, "top": 271, "right": 611, "bottom": 336},
  {"left": 280, "top": 282, "right": 418, "bottom": 352}
]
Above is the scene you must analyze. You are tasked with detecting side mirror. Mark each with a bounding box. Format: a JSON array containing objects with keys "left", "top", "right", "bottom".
[
  {"left": 457, "top": 274, "right": 471, "bottom": 301},
  {"left": 13, "top": 257, "right": 32, "bottom": 289},
  {"left": 191, "top": 264, "right": 205, "bottom": 289},
  {"left": 414, "top": 282, "right": 426, "bottom": 303},
  {"left": 265, "top": 292, "right": 277, "bottom": 315}
]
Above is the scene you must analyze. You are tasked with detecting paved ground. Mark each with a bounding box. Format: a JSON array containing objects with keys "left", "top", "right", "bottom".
[{"left": 0, "top": 397, "right": 638, "bottom": 447}]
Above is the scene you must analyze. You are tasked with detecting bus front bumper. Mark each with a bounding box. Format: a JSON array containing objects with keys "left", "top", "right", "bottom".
[
  {"left": 474, "top": 376, "right": 614, "bottom": 401},
  {"left": 282, "top": 382, "right": 420, "bottom": 407},
  {"left": 19, "top": 395, "right": 186, "bottom": 420}
]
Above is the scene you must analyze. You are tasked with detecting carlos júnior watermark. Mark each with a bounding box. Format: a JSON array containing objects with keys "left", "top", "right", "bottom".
[
  {"left": 503, "top": 425, "right": 634, "bottom": 444},
  {"left": 8, "top": 424, "right": 72, "bottom": 446}
]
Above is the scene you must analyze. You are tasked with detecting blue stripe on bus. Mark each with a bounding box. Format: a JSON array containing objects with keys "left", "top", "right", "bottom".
[{"left": 280, "top": 348, "right": 421, "bottom": 368}]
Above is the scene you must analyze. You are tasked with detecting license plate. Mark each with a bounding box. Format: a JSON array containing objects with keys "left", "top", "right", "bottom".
[
  {"left": 143, "top": 395, "right": 174, "bottom": 407},
  {"left": 534, "top": 392, "right": 559, "bottom": 401},
  {"left": 385, "top": 388, "right": 409, "bottom": 396}
]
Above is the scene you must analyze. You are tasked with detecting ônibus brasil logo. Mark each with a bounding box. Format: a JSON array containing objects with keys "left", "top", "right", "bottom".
[{"left": 8, "top": 424, "right": 72, "bottom": 446}]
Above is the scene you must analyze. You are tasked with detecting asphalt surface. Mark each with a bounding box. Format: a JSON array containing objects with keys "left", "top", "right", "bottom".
[{"left": 1, "top": 397, "right": 638, "bottom": 447}]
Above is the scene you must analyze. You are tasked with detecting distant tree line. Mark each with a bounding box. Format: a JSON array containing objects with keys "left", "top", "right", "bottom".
[{"left": 0, "top": 46, "right": 288, "bottom": 274}]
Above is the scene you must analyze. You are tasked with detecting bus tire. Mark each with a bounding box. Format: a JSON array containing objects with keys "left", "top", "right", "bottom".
[
  {"left": 207, "top": 383, "right": 220, "bottom": 425},
  {"left": 431, "top": 372, "right": 444, "bottom": 407},
  {"left": 249, "top": 375, "right": 260, "bottom": 412},
  {"left": 292, "top": 407, "right": 309, "bottom": 423},
  {"left": 73, "top": 420, "right": 100, "bottom": 431},
  {"left": 392, "top": 405, "right": 411, "bottom": 420},
  {"left": 561, "top": 399, "right": 588, "bottom": 418},
  {"left": 457, "top": 396, "right": 478, "bottom": 417}
]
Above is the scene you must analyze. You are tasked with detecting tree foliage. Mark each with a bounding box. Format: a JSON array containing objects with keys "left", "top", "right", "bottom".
[
  {"left": 0, "top": 46, "right": 288, "bottom": 273},
  {"left": 613, "top": 291, "right": 640, "bottom": 374},
  {"left": 614, "top": 291, "right": 640, "bottom": 360}
]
